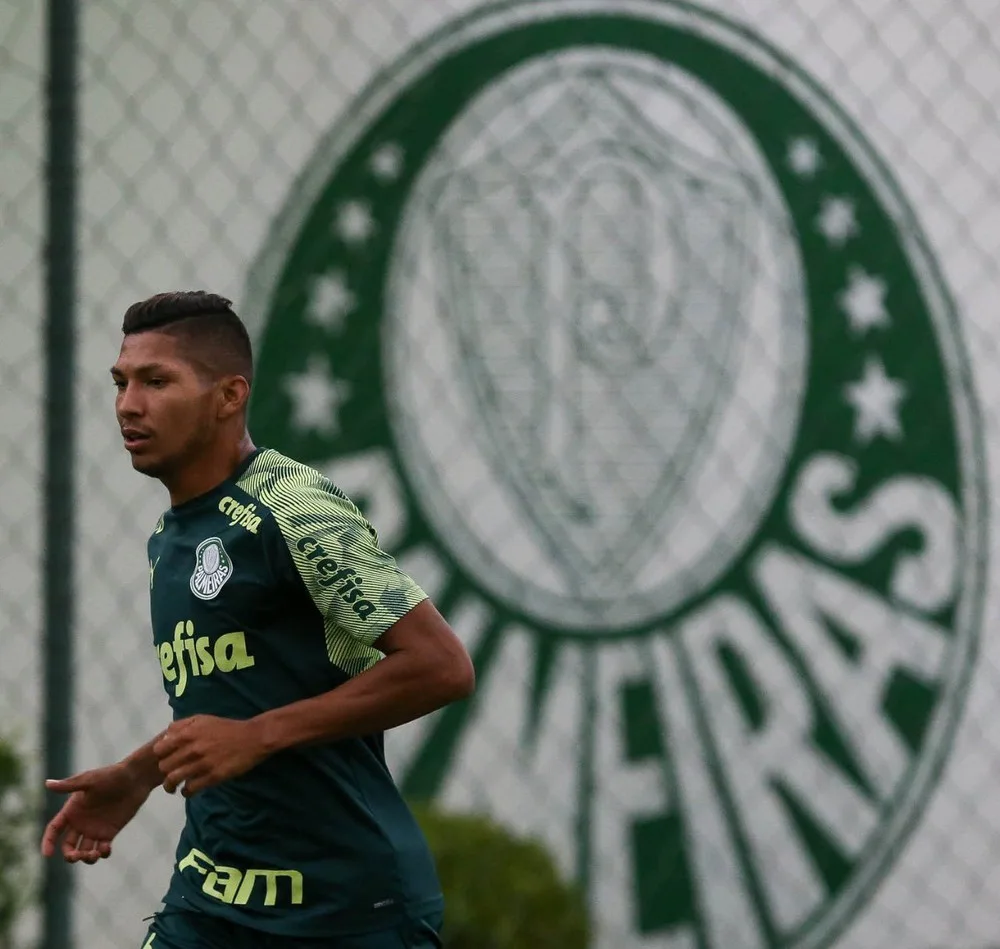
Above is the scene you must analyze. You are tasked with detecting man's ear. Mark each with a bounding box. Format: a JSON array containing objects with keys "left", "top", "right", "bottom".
[{"left": 217, "top": 375, "right": 250, "bottom": 420}]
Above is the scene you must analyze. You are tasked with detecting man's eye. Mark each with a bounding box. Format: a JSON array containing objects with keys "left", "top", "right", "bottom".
[
  {"left": 112, "top": 380, "right": 126, "bottom": 390},
  {"left": 147, "top": 378, "right": 166, "bottom": 388}
]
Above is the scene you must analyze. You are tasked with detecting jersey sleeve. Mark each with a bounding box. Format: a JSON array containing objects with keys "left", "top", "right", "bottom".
[{"left": 266, "top": 474, "right": 427, "bottom": 647}]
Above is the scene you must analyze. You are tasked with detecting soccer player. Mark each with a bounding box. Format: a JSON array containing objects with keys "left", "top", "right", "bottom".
[{"left": 41, "top": 291, "right": 475, "bottom": 949}]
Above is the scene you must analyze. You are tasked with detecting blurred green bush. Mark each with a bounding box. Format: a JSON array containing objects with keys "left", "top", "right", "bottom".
[
  {"left": 0, "top": 737, "right": 31, "bottom": 949},
  {"left": 411, "top": 803, "right": 591, "bottom": 949},
  {"left": 0, "top": 760, "right": 591, "bottom": 949}
]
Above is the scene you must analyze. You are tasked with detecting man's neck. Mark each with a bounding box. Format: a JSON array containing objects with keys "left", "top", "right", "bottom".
[{"left": 165, "top": 433, "right": 256, "bottom": 507}]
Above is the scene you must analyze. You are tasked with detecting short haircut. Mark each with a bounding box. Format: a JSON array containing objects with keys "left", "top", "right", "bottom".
[{"left": 122, "top": 291, "right": 254, "bottom": 385}]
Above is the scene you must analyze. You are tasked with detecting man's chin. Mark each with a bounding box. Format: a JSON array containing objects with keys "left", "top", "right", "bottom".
[{"left": 128, "top": 451, "right": 166, "bottom": 478}]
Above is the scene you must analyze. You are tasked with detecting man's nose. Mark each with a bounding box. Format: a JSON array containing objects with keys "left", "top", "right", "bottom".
[{"left": 117, "top": 383, "right": 143, "bottom": 418}]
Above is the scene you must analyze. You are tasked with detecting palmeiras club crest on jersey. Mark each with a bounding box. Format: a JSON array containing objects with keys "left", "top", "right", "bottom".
[
  {"left": 243, "top": 2, "right": 987, "bottom": 947},
  {"left": 190, "top": 537, "right": 233, "bottom": 601}
]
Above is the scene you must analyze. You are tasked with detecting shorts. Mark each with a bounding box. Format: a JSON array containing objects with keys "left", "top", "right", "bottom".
[{"left": 140, "top": 907, "right": 443, "bottom": 949}]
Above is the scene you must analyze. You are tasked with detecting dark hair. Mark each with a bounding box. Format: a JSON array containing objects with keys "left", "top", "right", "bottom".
[{"left": 122, "top": 290, "right": 253, "bottom": 384}]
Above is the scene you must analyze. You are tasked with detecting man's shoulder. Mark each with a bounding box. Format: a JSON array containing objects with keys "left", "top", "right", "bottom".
[
  {"left": 237, "top": 449, "right": 335, "bottom": 503},
  {"left": 236, "top": 449, "right": 363, "bottom": 524}
]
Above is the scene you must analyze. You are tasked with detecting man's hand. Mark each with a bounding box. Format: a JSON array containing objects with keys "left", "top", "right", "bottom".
[
  {"left": 41, "top": 763, "right": 151, "bottom": 864},
  {"left": 153, "top": 715, "right": 268, "bottom": 797}
]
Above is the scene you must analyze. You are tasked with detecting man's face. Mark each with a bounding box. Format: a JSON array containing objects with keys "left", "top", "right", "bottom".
[{"left": 111, "top": 331, "right": 219, "bottom": 479}]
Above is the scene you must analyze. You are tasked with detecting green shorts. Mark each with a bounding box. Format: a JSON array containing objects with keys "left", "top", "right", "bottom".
[{"left": 140, "top": 908, "right": 443, "bottom": 949}]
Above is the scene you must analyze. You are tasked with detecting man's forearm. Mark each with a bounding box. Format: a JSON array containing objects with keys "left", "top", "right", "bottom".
[
  {"left": 252, "top": 651, "right": 465, "bottom": 755},
  {"left": 122, "top": 734, "right": 165, "bottom": 792}
]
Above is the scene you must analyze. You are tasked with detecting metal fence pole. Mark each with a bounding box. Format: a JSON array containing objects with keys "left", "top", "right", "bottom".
[{"left": 41, "top": 0, "right": 78, "bottom": 943}]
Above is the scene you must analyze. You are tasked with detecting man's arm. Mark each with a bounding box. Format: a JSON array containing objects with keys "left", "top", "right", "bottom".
[
  {"left": 44, "top": 733, "right": 165, "bottom": 807},
  {"left": 121, "top": 734, "right": 167, "bottom": 792},
  {"left": 255, "top": 469, "right": 476, "bottom": 743},
  {"left": 253, "top": 598, "right": 474, "bottom": 752},
  {"left": 154, "top": 600, "right": 475, "bottom": 796}
]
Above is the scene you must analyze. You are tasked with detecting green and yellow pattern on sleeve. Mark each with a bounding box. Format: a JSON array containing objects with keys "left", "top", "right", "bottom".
[{"left": 237, "top": 450, "right": 426, "bottom": 675}]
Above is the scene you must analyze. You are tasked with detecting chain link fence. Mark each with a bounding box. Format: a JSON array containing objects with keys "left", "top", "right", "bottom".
[
  {"left": 5, "top": 1, "right": 1000, "bottom": 947},
  {"left": 1, "top": 3, "right": 44, "bottom": 946}
]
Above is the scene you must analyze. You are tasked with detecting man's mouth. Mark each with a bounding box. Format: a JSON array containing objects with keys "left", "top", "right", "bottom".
[{"left": 121, "top": 429, "right": 152, "bottom": 451}]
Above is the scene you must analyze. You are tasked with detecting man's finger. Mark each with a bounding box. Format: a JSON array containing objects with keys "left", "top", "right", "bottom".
[
  {"left": 86, "top": 841, "right": 109, "bottom": 865},
  {"left": 164, "top": 767, "right": 193, "bottom": 795},
  {"left": 79, "top": 838, "right": 101, "bottom": 865},
  {"left": 62, "top": 833, "right": 83, "bottom": 863},
  {"left": 45, "top": 774, "right": 91, "bottom": 794},
  {"left": 181, "top": 772, "right": 217, "bottom": 798},
  {"left": 157, "top": 746, "right": 200, "bottom": 777},
  {"left": 182, "top": 775, "right": 206, "bottom": 797},
  {"left": 152, "top": 734, "right": 171, "bottom": 758},
  {"left": 40, "top": 811, "right": 68, "bottom": 857},
  {"left": 162, "top": 767, "right": 185, "bottom": 794},
  {"left": 160, "top": 718, "right": 196, "bottom": 745},
  {"left": 165, "top": 762, "right": 206, "bottom": 796},
  {"left": 154, "top": 733, "right": 192, "bottom": 761},
  {"left": 155, "top": 719, "right": 208, "bottom": 759}
]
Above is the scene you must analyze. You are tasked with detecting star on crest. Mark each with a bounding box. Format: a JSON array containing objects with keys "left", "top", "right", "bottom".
[
  {"left": 787, "top": 137, "right": 822, "bottom": 177},
  {"left": 307, "top": 271, "right": 355, "bottom": 332},
  {"left": 335, "top": 201, "right": 376, "bottom": 244},
  {"left": 840, "top": 267, "right": 889, "bottom": 335},
  {"left": 285, "top": 357, "right": 351, "bottom": 435},
  {"left": 371, "top": 143, "right": 405, "bottom": 182},
  {"left": 844, "top": 357, "right": 906, "bottom": 443},
  {"left": 817, "top": 196, "right": 858, "bottom": 246}
]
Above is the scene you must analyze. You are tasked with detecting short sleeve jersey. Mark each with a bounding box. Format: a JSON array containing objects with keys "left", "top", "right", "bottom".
[{"left": 146, "top": 448, "right": 442, "bottom": 937}]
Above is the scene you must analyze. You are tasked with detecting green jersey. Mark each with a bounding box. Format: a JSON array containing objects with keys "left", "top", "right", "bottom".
[{"left": 146, "top": 447, "right": 443, "bottom": 937}]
